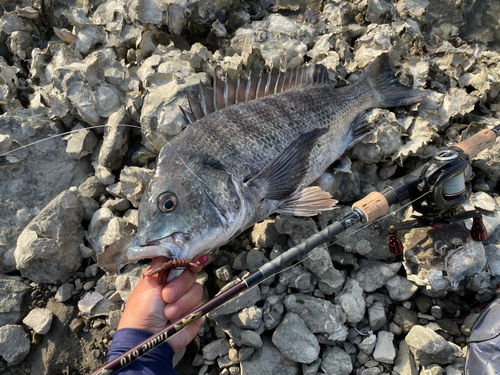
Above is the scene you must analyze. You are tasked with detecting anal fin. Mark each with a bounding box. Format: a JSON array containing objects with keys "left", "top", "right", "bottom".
[{"left": 276, "top": 186, "right": 338, "bottom": 217}]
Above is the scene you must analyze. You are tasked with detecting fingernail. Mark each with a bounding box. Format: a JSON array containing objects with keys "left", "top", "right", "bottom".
[
  {"left": 165, "top": 286, "right": 178, "bottom": 303},
  {"left": 165, "top": 305, "right": 179, "bottom": 320}
]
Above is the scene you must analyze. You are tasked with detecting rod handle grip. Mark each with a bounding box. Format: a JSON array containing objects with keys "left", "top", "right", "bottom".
[
  {"left": 352, "top": 192, "right": 389, "bottom": 223},
  {"left": 454, "top": 129, "right": 497, "bottom": 158}
]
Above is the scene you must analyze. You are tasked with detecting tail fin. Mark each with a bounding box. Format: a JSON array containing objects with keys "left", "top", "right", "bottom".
[{"left": 363, "top": 53, "right": 428, "bottom": 107}]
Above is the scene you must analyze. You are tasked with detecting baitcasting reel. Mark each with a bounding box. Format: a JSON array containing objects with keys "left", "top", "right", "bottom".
[{"left": 388, "top": 148, "right": 487, "bottom": 254}]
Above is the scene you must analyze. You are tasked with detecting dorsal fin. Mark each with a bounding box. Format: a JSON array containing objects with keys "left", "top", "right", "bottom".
[{"left": 180, "top": 64, "right": 329, "bottom": 124}]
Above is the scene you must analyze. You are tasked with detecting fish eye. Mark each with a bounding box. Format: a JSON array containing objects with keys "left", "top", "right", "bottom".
[{"left": 158, "top": 193, "right": 177, "bottom": 213}]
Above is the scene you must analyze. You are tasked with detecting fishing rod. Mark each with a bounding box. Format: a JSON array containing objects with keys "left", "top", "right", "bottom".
[{"left": 90, "top": 123, "right": 500, "bottom": 375}]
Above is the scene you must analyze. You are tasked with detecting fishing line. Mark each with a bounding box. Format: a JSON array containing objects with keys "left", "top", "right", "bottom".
[{"left": 0, "top": 123, "right": 213, "bottom": 192}]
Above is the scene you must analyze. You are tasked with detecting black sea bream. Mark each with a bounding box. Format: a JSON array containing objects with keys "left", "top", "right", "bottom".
[{"left": 129, "top": 53, "right": 428, "bottom": 282}]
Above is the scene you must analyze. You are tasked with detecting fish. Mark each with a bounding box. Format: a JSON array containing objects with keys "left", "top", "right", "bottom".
[{"left": 128, "top": 53, "right": 428, "bottom": 282}]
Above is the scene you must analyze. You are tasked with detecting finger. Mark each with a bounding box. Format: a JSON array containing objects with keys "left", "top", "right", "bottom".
[
  {"left": 189, "top": 263, "right": 202, "bottom": 274},
  {"left": 162, "top": 268, "right": 198, "bottom": 303},
  {"left": 163, "top": 282, "right": 203, "bottom": 321}
]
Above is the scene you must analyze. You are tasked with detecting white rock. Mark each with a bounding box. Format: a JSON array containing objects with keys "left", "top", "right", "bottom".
[{"left": 22, "top": 308, "right": 53, "bottom": 334}]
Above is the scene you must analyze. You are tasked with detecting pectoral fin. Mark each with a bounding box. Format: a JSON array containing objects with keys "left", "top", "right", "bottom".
[
  {"left": 246, "top": 128, "right": 328, "bottom": 201},
  {"left": 276, "top": 186, "right": 338, "bottom": 216}
]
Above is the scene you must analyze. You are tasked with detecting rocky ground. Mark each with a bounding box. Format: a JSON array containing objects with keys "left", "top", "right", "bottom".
[{"left": 1, "top": 0, "right": 500, "bottom": 374}]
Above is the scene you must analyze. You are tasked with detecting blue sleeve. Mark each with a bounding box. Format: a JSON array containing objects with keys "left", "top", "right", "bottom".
[{"left": 107, "top": 328, "right": 178, "bottom": 375}]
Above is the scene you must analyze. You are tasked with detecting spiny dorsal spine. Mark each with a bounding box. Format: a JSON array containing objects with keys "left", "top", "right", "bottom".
[{"left": 181, "top": 64, "right": 329, "bottom": 124}]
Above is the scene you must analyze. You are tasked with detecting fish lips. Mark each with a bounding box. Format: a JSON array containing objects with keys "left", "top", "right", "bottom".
[{"left": 128, "top": 233, "right": 185, "bottom": 260}]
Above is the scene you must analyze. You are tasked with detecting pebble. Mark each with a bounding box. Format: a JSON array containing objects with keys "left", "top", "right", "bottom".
[
  {"left": 373, "top": 330, "right": 396, "bottom": 364},
  {"left": 241, "top": 330, "right": 263, "bottom": 348},
  {"left": 321, "top": 346, "right": 353, "bottom": 375},
  {"left": 231, "top": 306, "right": 263, "bottom": 330},
  {"left": 22, "top": 308, "right": 53, "bottom": 334},
  {"left": 78, "top": 291, "right": 104, "bottom": 316},
  {"left": 368, "top": 302, "right": 387, "bottom": 331},
  {"left": 202, "top": 338, "right": 230, "bottom": 361}
]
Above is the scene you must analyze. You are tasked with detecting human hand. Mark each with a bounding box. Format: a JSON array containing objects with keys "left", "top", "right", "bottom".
[{"left": 117, "top": 257, "right": 203, "bottom": 353}]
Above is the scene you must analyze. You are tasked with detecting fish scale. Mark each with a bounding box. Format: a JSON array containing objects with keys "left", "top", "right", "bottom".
[{"left": 129, "top": 53, "right": 429, "bottom": 283}]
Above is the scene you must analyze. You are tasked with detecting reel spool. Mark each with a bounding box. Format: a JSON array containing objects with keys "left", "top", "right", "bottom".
[{"left": 412, "top": 149, "right": 471, "bottom": 219}]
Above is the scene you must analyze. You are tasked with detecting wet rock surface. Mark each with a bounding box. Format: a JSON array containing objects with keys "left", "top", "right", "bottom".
[{"left": 0, "top": 0, "right": 499, "bottom": 374}]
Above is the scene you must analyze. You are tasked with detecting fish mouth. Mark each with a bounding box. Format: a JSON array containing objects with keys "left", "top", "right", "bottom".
[{"left": 128, "top": 232, "right": 185, "bottom": 260}]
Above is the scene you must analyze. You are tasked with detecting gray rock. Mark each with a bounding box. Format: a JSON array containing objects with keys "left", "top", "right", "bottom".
[
  {"left": 335, "top": 278, "right": 365, "bottom": 324},
  {"left": 214, "top": 315, "right": 244, "bottom": 347},
  {"left": 405, "top": 325, "right": 462, "bottom": 366},
  {"left": 55, "top": 282, "right": 75, "bottom": 302},
  {"left": 107, "top": 310, "right": 122, "bottom": 330},
  {"left": 114, "top": 264, "right": 148, "bottom": 303},
  {"left": 95, "top": 165, "right": 116, "bottom": 186},
  {"left": 359, "top": 331, "right": 377, "bottom": 355},
  {"left": 78, "top": 176, "right": 107, "bottom": 199},
  {"left": 274, "top": 216, "right": 337, "bottom": 286},
  {"left": 208, "top": 279, "right": 261, "bottom": 319},
  {"left": 231, "top": 306, "right": 263, "bottom": 330},
  {"left": 241, "top": 330, "right": 263, "bottom": 348},
  {"left": 431, "top": 305, "right": 443, "bottom": 320},
  {"left": 389, "top": 321, "right": 403, "bottom": 336},
  {"left": 99, "top": 108, "right": 131, "bottom": 170},
  {"left": 65, "top": 126, "right": 98, "bottom": 160},
  {"left": 415, "top": 295, "right": 433, "bottom": 313},
  {"left": 373, "top": 330, "right": 396, "bottom": 364},
  {"left": 0, "top": 115, "right": 91, "bottom": 274},
  {"left": 321, "top": 346, "right": 353, "bottom": 375},
  {"left": 446, "top": 238, "right": 487, "bottom": 286},
  {"left": 240, "top": 336, "right": 300, "bottom": 375},
  {"left": 393, "top": 340, "right": 418, "bottom": 375},
  {"left": 393, "top": 306, "right": 419, "bottom": 334},
  {"left": 317, "top": 266, "right": 346, "bottom": 295},
  {"left": 85, "top": 263, "right": 99, "bottom": 278},
  {"left": 22, "top": 307, "right": 53, "bottom": 334},
  {"left": 14, "top": 189, "right": 84, "bottom": 284},
  {"left": 385, "top": 275, "right": 419, "bottom": 301},
  {"left": 353, "top": 260, "right": 401, "bottom": 292},
  {"left": 0, "top": 324, "right": 30, "bottom": 365},
  {"left": 78, "top": 291, "right": 104, "bottom": 316},
  {"left": 279, "top": 265, "right": 311, "bottom": 291},
  {"left": 202, "top": 338, "right": 230, "bottom": 361},
  {"left": 272, "top": 312, "right": 320, "bottom": 364},
  {"left": 119, "top": 166, "right": 154, "bottom": 207},
  {"left": 366, "top": 0, "right": 394, "bottom": 23},
  {"left": 284, "top": 293, "right": 348, "bottom": 341},
  {"left": 368, "top": 302, "right": 387, "bottom": 331},
  {"left": 263, "top": 294, "right": 285, "bottom": 330},
  {"left": 246, "top": 250, "right": 269, "bottom": 273},
  {"left": 302, "top": 358, "right": 321, "bottom": 375},
  {"left": 232, "top": 252, "right": 248, "bottom": 271},
  {"left": 78, "top": 196, "right": 100, "bottom": 221},
  {"left": 0, "top": 274, "right": 30, "bottom": 326},
  {"left": 102, "top": 198, "right": 130, "bottom": 213}
]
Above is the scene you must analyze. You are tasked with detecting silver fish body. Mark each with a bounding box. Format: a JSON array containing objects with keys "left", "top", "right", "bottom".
[{"left": 129, "top": 54, "right": 428, "bottom": 281}]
